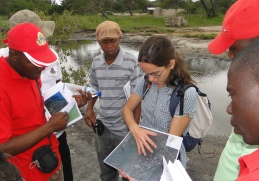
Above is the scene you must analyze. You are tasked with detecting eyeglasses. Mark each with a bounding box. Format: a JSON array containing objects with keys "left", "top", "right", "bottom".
[{"left": 145, "top": 66, "right": 167, "bottom": 78}]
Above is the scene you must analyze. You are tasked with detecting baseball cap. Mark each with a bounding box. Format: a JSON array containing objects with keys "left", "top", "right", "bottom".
[
  {"left": 96, "top": 20, "right": 122, "bottom": 41},
  {"left": 2, "top": 22, "right": 58, "bottom": 67},
  {"left": 9, "top": 9, "right": 55, "bottom": 38},
  {"left": 208, "top": 0, "right": 259, "bottom": 54}
]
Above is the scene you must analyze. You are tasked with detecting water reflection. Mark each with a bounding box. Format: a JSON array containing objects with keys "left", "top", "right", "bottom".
[
  {"left": 185, "top": 57, "right": 232, "bottom": 136},
  {"left": 63, "top": 41, "right": 232, "bottom": 137},
  {"left": 68, "top": 41, "right": 140, "bottom": 64}
]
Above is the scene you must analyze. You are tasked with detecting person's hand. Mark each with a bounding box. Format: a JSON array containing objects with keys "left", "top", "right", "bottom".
[
  {"left": 130, "top": 125, "right": 157, "bottom": 156},
  {"left": 72, "top": 88, "right": 92, "bottom": 108},
  {"left": 119, "top": 169, "right": 134, "bottom": 181},
  {"left": 84, "top": 109, "right": 96, "bottom": 128},
  {"left": 48, "top": 112, "right": 69, "bottom": 132}
]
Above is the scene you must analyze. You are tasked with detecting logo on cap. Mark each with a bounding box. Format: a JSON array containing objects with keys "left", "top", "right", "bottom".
[{"left": 36, "top": 32, "right": 46, "bottom": 46}]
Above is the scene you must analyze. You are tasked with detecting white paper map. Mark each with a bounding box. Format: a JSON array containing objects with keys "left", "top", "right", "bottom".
[{"left": 104, "top": 126, "right": 183, "bottom": 181}]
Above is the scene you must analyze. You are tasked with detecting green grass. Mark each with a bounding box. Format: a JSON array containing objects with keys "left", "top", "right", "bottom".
[
  {"left": 69, "top": 14, "right": 224, "bottom": 34},
  {"left": 0, "top": 16, "right": 8, "bottom": 48},
  {"left": 185, "top": 14, "right": 224, "bottom": 27},
  {"left": 0, "top": 13, "right": 224, "bottom": 36},
  {"left": 0, "top": 15, "right": 9, "bottom": 32},
  {"left": 0, "top": 13, "right": 223, "bottom": 48},
  {"left": 0, "top": 15, "right": 8, "bottom": 24},
  {"left": 72, "top": 14, "right": 169, "bottom": 34}
]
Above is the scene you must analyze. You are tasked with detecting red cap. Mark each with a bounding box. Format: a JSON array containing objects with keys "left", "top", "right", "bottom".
[
  {"left": 208, "top": 0, "right": 259, "bottom": 55},
  {"left": 3, "top": 22, "right": 57, "bottom": 67}
]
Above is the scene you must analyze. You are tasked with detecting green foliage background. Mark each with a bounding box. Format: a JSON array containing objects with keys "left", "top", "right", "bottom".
[
  {"left": 0, "top": 0, "right": 237, "bottom": 85},
  {"left": 0, "top": 0, "right": 235, "bottom": 17}
]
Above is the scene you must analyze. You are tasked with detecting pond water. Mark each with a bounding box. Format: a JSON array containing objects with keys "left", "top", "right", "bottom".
[{"left": 61, "top": 41, "right": 232, "bottom": 137}]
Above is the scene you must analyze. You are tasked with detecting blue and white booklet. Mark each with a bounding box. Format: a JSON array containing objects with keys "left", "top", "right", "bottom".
[{"left": 43, "top": 82, "right": 83, "bottom": 128}]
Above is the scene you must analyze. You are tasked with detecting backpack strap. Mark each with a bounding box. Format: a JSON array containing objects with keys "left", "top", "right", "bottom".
[
  {"left": 142, "top": 75, "right": 149, "bottom": 94},
  {"left": 182, "top": 84, "right": 211, "bottom": 110},
  {"left": 170, "top": 83, "right": 182, "bottom": 117},
  {"left": 169, "top": 82, "right": 193, "bottom": 117},
  {"left": 142, "top": 78, "right": 199, "bottom": 117},
  {"left": 142, "top": 75, "right": 152, "bottom": 99},
  {"left": 178, "top": 83, "right": 185, "bottom": 116},
  {"left": 175, "top": 83, "right": 197, "bottom": 116}
]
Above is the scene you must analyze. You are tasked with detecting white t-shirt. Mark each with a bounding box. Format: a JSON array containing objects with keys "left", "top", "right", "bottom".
[
  {"left": 0, "top": 47, "right": 9, "bottom": 57},
  {"left": 40, "top": 60, "right": 62, "bottom": 93}
]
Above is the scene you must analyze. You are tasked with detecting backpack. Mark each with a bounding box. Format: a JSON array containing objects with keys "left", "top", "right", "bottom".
[{"left": 143, "top": 76, "right": 213, "bottom": 152}]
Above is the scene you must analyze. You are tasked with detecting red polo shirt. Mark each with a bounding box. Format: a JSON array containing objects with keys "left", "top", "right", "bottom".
[
  {"left": 236, "top": 148, "right": 259, "bottom": 181},
  {"left": 0, "top": 57, "right": 61, "bottom": 181}
]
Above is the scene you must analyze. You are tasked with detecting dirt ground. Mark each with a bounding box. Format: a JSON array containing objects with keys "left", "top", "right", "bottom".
[
  {"left": 67, "top": 27, "right": 230, "bottom": 181},
  {"left": 66, "top": 120, "right": 228, "bottom": 181}
]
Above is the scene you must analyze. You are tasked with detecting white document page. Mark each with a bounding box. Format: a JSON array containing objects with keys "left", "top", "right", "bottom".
[
  {"left": 123, "top": 80, "right": 131, "bottom": 100},
  {"left": 160, "top": 157, "right": 192, "bottom": 181}
]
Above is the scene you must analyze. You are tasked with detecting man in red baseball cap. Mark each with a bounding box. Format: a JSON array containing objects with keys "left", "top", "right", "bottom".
[
  {"left": 0, "top": 10, "right": 92, "bottom": 181},
  {"left": 2, "top": 22, "right": 58, "bottom": 68},
  {"left": 208, "top": 0, "right": 259, "bottom": 181},
  {"left": 208, "top": 0, "right": 259, "bottom": 58},
  {"left": 0, "top": 22, "right": 68, "bottom": 181}
]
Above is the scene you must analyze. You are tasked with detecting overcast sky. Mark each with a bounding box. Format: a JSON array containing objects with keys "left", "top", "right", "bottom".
[{"left": 55, "top": 0, "right": 61, "bottom": 5}]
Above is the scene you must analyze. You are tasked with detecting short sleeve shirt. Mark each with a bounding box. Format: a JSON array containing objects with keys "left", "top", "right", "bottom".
[
  {"left": 214, "top": 129, "right": 259, "bottom": 181},
  {"left": 0, "top": 57, "right": 61, "bottom": 181},
  {"left": 90, "top": 47, "right": 142, "bottom": 136},
  {"left": 134, "top": 76, "right": 198, "bottom": 133},
  {"left": 134, "top": 75, "right": 198, "bottom": 168}
]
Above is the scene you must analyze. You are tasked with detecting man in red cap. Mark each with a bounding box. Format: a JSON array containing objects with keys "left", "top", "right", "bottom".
[
  {"left": 208, "top": 0, "right": 259, "bottom": 180},
  {"left": 0, "top": 22, "right": 68, "bottom": 181},
  {"left": 208, "top": 0, "right": 259, "bottom": 57},
  {"left": 0, "top": 9, "right": 84, "bottom": 181}
]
